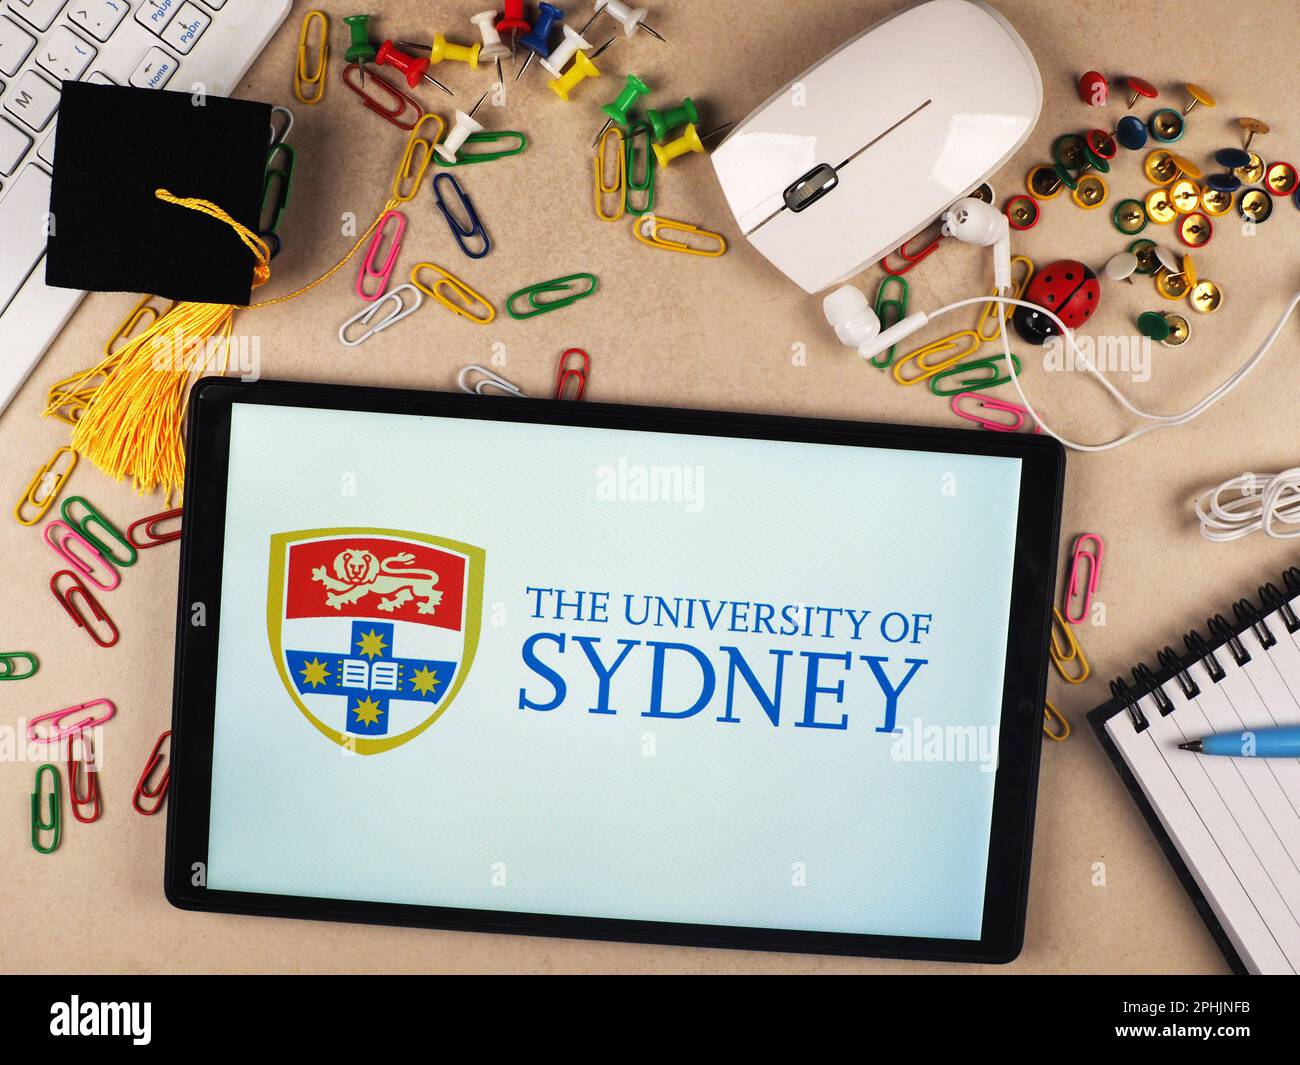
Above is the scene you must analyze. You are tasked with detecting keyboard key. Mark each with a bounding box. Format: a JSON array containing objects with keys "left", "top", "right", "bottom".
[
  {"left": 67, "top": 0, "right": 130, "bottom": 43},
  {"left": 128, "top": 45, "right": 177, "bottom": 88},
  {"left": 133, "top": 0, "right": 180, "bottom": 34},
  {"left": 0, "top": 13, "right": 36, "bottom": 74},
  {"left": 201, "top": 0, "right": 226, "bottom": 8},
  {"left": 0, "top": 113, "right": 33, "bottom": 173},
  {"left": 36, "top": 24, "right": 96, "bottom": 80},
  {"left": 160, "top": 1, "right": 208, "bottom": 54},
  {"left": 6, "top": 0, "right": 66, "bottom": 32},
  {"left": 36, "top": 117, "right": 54, "bottom": 164},
  {"left": 85, "top": 69, "right": 114, "bottom": 84},
  {"left": 3, "top": 68, "right": 59, "bottom": 129},
  {"left": 0, "top": 163, "right": 52, "bottom": 315}
]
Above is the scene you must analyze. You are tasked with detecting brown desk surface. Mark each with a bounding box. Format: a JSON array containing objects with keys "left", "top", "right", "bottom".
[{"left": 2, "top": 0, "right": 1297, "bottom": 973}]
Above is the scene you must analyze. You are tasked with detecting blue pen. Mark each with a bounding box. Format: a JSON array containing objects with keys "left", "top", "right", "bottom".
[{"left": 1179, "top": 725, "right": 1300, "bottom": 758}]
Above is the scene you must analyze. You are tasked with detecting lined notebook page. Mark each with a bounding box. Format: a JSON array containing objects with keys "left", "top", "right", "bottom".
[{"left": 1105, "top": 606, "right": 1300, "bottom": 975}]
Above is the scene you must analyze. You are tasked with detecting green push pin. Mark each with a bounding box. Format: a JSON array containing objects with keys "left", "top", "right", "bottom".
[
  {"left": 345, "top": 14, "right": 378, "bottom": 83},
  {"left": 1136, "top": 311, "right": 1172, "bottom": 343},
  {"left": 647, "top": 97, "right": 698, "bottom": 142},
  {"left": 591, "top": 73, "right": 649, "bottom": 146}
]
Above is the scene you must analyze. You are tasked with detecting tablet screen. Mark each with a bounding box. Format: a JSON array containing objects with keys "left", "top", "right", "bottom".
[{"left": 205, "top": 401, "right": 1023, "bottom": 941}]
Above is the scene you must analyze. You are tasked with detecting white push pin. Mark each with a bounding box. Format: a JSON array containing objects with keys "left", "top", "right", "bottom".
[
  {"left": 594, "top": 0, "right": 665, "bottom": 42},
  {"left": 541, "top": 25, "right": 593, "bottom": 78},
  {"left": 471, "top": 10, "right": 511, "bottom": 83},
  {"left": 1104, "top": 251, "right": 1138, "bottom": 284},
  {"left": 436, "top": 91, "right": 490, "bottom": 164}
]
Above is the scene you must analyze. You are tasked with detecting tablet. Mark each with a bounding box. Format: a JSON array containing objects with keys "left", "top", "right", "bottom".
[{"left": 166, "top": 378, "right": 1065, "bottom": 962}]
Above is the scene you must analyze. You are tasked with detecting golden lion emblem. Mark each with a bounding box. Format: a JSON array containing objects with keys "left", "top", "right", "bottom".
[{"left": 311, "top": 549, "right": 443, "bottom": 615}]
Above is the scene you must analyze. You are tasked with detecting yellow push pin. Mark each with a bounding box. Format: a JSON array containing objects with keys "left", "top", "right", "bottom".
[
  {"left": 1180, "top": 82, "right": 1215, "bottom": 116},
  {"left": 1167, "top": 152, "right": 1202, "bottom": 183},
  {"left": 430, "top": 32, "right": 481, "bottom": 68},
  {"left": 549, "top": 49, "right": 602, "bottom": 100},
  {"left": 654, "top": 123, "right": 704, "bottom": 168},
  {"left": 1237, "top": 117, "right": 1269, "bottom": 152}
]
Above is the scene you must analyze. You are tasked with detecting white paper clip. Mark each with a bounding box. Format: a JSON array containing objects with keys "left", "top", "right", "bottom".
[
  {"left": 457, "top": 365, "right": 527, "bottom": 397},
  {"left": 269, "top": 105, "right": 295, "bottom": 148},
  {"left": 338, "top": 284, "right": 424, "bottom": 347}
]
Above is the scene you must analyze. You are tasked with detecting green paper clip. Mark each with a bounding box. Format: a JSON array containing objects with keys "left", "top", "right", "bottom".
[
  {"left": 31, "top": 764, "right": 60, "bottom": 854},
  {"left": 436, "top": 131, "right": 527, "bottom": 166},
  {"left": 929, "top": 353, "right": 1022, "bottom": 397},
  {"left": 61, "top": 496, "right": 136, "bottom": 568},
  {"left": 872, "top": 275, "right": 909, "bottom": 369},
  {"left": 507, "top": 273, "right": 599, "bottom": 320},
  {"left": 261, "top": 142, "right": 295, "bottom": 241},
  {"left": 624, "top": 122, "right": 655, "bottom": 216},
  {"left": 0, "top": 651, "right": 38, "bottom": 681}
]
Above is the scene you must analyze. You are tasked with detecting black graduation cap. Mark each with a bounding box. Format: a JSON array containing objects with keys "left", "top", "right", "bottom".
[{"left": 46, "top": 82, "right": 271, "bottom": 306}]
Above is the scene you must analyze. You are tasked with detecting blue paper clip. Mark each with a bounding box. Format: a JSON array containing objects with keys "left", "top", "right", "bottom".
[{"left": 433, "top": 172, "right": 490, "bottom": 259}]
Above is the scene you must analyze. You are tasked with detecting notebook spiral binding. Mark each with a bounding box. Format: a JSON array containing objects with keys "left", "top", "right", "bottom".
[{"left": 1110, "top": 566, "right": 1300, "bottom": 735}]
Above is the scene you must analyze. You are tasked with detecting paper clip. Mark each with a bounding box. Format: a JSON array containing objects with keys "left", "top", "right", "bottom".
[
  {"left": 68, "top": 733, "right": 101, "bottom": 824},
  {"left": 343, "top": 62, "right": 424, "bottom": 131},
  {"left": 356, "top": 210, "right": 407, "bottom": 301},
  {"left": 435, "top": 130, "right": 527, "bottom": 166},
  {"left": 44, "top": 522, "right": 119, "bottom": 591},
  {"left": 458, "top": 365, "right": 526, "bottom": 397},
  {"left": 633, "top": 215, "right": 727, "bottom": 257},
  {"left": 506, "top": 273, "right": 599, "bottom": 320},
  {"left": 871, "top": 275, "right": 910, "bottom": 369},
  {"left": 391, "top": 112, "right": 446, "bottom": 204},
  {"left": 624, "top": 122, "right": 655, "bottom": 215},
  {"left": 0, "top": 651, "right": 38, "bottom": 681},
  {"left": 133, "top": 731, "right": 171, "bottom": 816},
  {"left": 103, "top": 293, "right": 173, "bottom": 359},
  {"left": 27, "top": 699, "right": 116, "bottom": 745},
  {"left": 555, "top": 348, "right": 589, "bottom": 400},
  {"left": 339, "top": 283, "right": 425, "bottom": 347},
  {"left": 1043, "top": 700, "right": 1071, "bottom": 742},
  {"left": 61, "top": 496, "right": 136, "bottom": 568},
  {"left": 1064, "top": 534, "right": 1104, "bottom": 625},
  {"left": 1049, "top": 607, "right": 1090, "bottom": 684},
  {"left": 950, "top": 392, "right": 1038, "bottom": 433},
  {"left": 880, "top": 220, "right": 945, "bottom": 275},
  {"left": 31, "top": 764, "right": 60, "bottom": 854},
  {"left": 892, "top": 330, "right": 983, "bottom": 386},
  {"left": 294, "top": 10, "right": 329, "bottom": 105},
  {"left": 269, "top": 104, "right": 294, "bottom": 148},
  {"left": 433, "top": 173, "right": 491, "bottom": 259},
  {"left": 975, "top": 255, "right": 1035, "bottom": 341},
  {"left": 127, "top": 508, "right": 182, "bottom": 549},
  {"left": 929, "top": 353, "right": 1022, "bottom": 397},
  {"left": 260, "top": 143, "right": 295, "bottom": 250},
  {"left": 594, "top": 126, "right": 627, "bottom": 222},
  {"left": 14, "top": 445, "right": 77, "bottom": 526},
  {"left": 51, "top": 570, "right": 119, "bottom": 647},
  {"left": 410, "top": 262, "right": 496, "bottom": 324}
]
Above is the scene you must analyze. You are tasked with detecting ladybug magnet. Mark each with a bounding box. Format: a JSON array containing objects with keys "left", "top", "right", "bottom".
[{"left": 1013, "top": 259, "right": 1101, "bottom": 345}]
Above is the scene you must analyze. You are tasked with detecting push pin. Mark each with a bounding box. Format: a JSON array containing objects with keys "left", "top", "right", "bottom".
[
  {"left": 1189, "top": 280, "right": 1222, "bottom": 315},
  {"left": 376, "top": 40, "right": 454, "bottom": 96},
  {"left": 516, "top": 2, "right": 565, "bottom": 81},
  {"left": 648, "top": 97, "right": 698, "bottom": 142},
  {"left": 1148, "top": 108, "right": 1185, "bottom": 144},
  {"left": 1169, "top": 177, "right": 1201, "bottom": 214},
  {"left": 541, "top": 22, "right": 603, "bottom": 78},
  {"left": 1214, "top": 147, "right": 1252, "bottom": 171},
  {"left": 1264, "top": 161, "right": 1298, "bottom": 197},
  {"left": 1004, "top": 195, "right": 1040, "bottom": 230},
  {"left": 344, "top": 15, "right": 377, "bottom": 85},
  {"left": 1177, "top": 211, "right": 1213, "bottom": 248},
  {"left": 1122, "top": 76, "right": 1158, "bottom": 109},
  {"left": 1128, "top": 239, "right": 1159, "bottom": 276},
  {"left": 1115, "top": 115, "right": 1148, "bottom": 151},
  {"left": 549, "top": 47, "right": 604, "bottom": 100},
  {"left": 595, "top": 0, "right": 666, "bottom": 42},
  {"left": 1104, "top": 251, "right": 1139, "bottom": 284},
  {"left": 1179, "top": 82, "right": 1215, "bottom": 116},
  {"left": 1200, "top": 181, "right": 1236, "bottom": 217},
  {"left": 1136, "top": 311, "right": 1172, "bottom": 342},
  {"left": 1236, "top": 117, "right": 1269, "bottom": 152},
  {"left": 1161, "top": 313, "right": 1191, "bottom": 347},
  {"left": 471, "top": 10, "right": 512, "bottom": 85},
  {"left": 1078, "top": 70, "right": 1108, "bottom": 106},
  {"left": 1237, "top": 187, "right": 1274, "bottom": 224},
  {"left": 1041, "top": 130, "right": 1112, "bottom": 195},
  {"left": 1154, "top": 249, "right": 1195, "bottom": 300},
  {"left": 436, "top": 91, "right": 492, "bottom": 163},
  {"left": 1111, "top": 199, "right": 1148, "bottom": 236},
  {"left": 653, "top": 121, "right": 732, "bottom": 167},
  {"left": 1144, "top": 186, "right": 1177, "bottom": 225},
  {"left": 592, "top": 73, "right": 650, "bottom": 145},
  {"left": 399, "top": 33, "right": 484, "bottom": 70},
  {"left": 496, "top": 0, "right": 530, "bottom": 60}
]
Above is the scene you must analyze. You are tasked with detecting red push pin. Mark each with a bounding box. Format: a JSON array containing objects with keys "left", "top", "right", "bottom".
[
  {"left": 376, "top": 39, "right": 454, "bottom": 96},
  {"left": 497, "top": 0, "right": 530, "bottom": 60},
  {"left": 1078, "top": 70, "right": 1108, "bottom": 107},
  {"left": 1122, "top": 76, "right": 1158, "bottom": 109}
]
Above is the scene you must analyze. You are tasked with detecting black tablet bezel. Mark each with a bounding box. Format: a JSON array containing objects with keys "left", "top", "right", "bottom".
[{"left": 165, "top": 376, "right": 1065, "bottom": 963}]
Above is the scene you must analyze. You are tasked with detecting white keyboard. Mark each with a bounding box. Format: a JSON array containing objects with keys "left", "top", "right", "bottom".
[{"left": 0, "top": 0, "right": 292, "bottom": 416}]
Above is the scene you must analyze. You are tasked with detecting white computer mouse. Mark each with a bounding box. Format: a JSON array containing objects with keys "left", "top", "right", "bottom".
[{"left": 710, "top": 0, "right": 1042, "bottom": 293}]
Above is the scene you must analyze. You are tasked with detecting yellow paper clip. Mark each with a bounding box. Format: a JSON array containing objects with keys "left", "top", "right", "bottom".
[
  {"left": 892, "top": 330, "right": 983, "bottom": 386},
  {"left": 1048, "top": 606, "right": 1090, "bottom": 684},
  {"left": 410, "top": 262, "right": 496, "bottom": 325},
  {"left": 633, "top": 215, "right": 727, "bottom": 257},
  {"left": 392, "top": 112, "right": 446, "bottom": 204},
  {"left": 14, "top": 446, "right": 78, "bottom": 527},
  {"left": 975, "top": 255, "right": 1035, "bottom": 342},
  {"left": 1043, "top": 699, "right": 1071, "bottom": 742},
  {"left": 104, "top": 293, "right": 173, "bottom": 358},
  {"left": 294, "top": 10, "right": 329, "bottom": 105},
  {"left": 594, "top": 127, "right": 626, "bottom": 222}
]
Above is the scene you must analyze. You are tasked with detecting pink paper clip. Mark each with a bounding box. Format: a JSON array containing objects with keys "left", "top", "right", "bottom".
[
  {"left": 357, "top": 210, "right": 407, "bottom": 301},
  {"left": 43, "top": 520, "right": 119, "bottom": 591},
  {"left": 880, "top": 221, "right": 945, "bottom": 276},
  {"left": 1064, "top": 534, "right": 1104, "bottom": 625},
  {"left": 27, "top": 699, "right": 116, "bottom": 744},
  {"left": 950, "top": 392, "right": 1039, "bottom": 433}
]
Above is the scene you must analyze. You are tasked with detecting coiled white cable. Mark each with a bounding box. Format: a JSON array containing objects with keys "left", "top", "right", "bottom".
[{"left": 1194, "top": 469, "right": 1300, "bottom": 541}]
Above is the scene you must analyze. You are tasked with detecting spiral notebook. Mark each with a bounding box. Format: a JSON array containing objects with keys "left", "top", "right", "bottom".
[{"left": 1089, "top": 564, "right": 1300, "bottom": 975}]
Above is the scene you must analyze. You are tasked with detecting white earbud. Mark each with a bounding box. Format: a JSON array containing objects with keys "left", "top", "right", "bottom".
[
  {"left": 942, "top": 197, "right": 1011, "bottom": 292},
  {"left": 823, "top": 285, "right": 930, "bottom": 362}
]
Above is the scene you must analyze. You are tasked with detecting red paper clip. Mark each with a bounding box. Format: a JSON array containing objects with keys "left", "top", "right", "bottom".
[
  {"left": 343, "top": 62, "right": 424, "bottom": 131},
  {"left": 68, "top": 734, "right": 102, "bottom": 824},
  {"left": 126, "top": 508, "right": 182, "bottom": 549},
  {"left": 555, "top": 348, "right": 589, "bottom": 400},
  {"left": 44, "top": 520, "right": 119, "bottom": 591},
  {"left": 27, "top": 698, "right": 116, "bottom": 744},
  {"left": 1064, "top": 534, "right": 1104, "bottom": 625},
  {"left": 880, "top": 222, "right": 945, "bottom": 276},
  {"left": 50, "top": 570, "right": 119, "bottom": 647},
  {"left": 133, "top": 730, "right": 171, "bottom": 816},
  {"left": 357, "top": 210, "right": 406, "bottom": 301}
]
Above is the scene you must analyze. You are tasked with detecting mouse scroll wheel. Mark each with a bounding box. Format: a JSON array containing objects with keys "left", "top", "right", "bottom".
[{"left": 783, "top": 164, "right": 839, "bottom": 213}]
